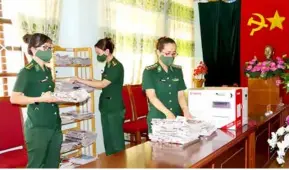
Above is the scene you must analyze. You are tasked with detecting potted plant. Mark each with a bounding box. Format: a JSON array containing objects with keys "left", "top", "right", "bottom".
[
  {"left": 193, "top": 61, "right": 207, "bottom": 88},
  {"left": 245, "top": 56, "right": 286, "bottom": 114}
]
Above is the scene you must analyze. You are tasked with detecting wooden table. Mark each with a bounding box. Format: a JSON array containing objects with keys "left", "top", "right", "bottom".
[
  {"left": 80, "top": 124, "right": 256, "bottom": 168},
  {"left": 79, "top": 105, "right": 289, "bottom": 168},
  {"left": 249, "top": 104, "right": 289, "bottom": 168}
]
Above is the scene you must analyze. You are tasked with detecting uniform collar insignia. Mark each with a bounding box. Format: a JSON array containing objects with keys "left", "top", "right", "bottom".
[
  {"left": 157, "top": 65, "right": 162, "bottom": 72},
  {"left": 35, "top": 65, "right": 40, "bottom": 72},
  {"left": 107, "top": 57, "right": 117, "bottom": 68}
]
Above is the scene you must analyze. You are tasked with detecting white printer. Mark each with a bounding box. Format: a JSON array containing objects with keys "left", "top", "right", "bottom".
[{"left": 188, "top": 87, "right": 248, "bottom": 130}]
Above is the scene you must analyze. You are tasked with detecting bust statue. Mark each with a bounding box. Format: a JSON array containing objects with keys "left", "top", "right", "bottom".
[{"left": 264, "top": 45, "right": 274, "bottom": 60}]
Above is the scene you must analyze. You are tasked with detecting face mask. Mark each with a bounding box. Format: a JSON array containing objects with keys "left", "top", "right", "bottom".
[
  {"left": 97, "top": 54, "right": 107, "bottom": 62},
  {"left": 160, "top": 55, "right": 174, "bottom": 66},
  {"left": 35, "top": 50, "right": 52, "bottom": 62}
]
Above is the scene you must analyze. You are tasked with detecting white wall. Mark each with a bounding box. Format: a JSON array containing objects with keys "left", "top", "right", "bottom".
[{"left": 58, "top": 0, "right": 105, "bottom": 154}]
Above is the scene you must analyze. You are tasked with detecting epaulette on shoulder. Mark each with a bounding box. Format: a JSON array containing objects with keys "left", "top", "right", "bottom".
[
  {"left": 25, "top": 62, "right": 34, "bottom": 70},
  {"left": 171, "top": 64, "right": 182, "bottom": 69},
  {"left": 145, "top": 63, "right": 158, "bottom": 70},
  {"left": 112, "top": 60, "right": 118, "bottom": 67}
]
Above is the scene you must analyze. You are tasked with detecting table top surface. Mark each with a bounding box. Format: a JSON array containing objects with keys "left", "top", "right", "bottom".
[
  {"left": 79, "top": 124, "right": 256, "bottom": 168},
  {"left": 249, "top": 104, "right": 287, "bottom": 126},
  {"left": 79, "top": 105, "right": 288, "bottom": 168}
]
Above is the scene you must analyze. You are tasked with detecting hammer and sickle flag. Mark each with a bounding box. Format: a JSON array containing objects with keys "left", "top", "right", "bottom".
[
  {"left": 247, "top": 13, "right": 268, "bottom": 36},
  {"left": 240, "top": 0, "right": 289, "bottom": 89}
]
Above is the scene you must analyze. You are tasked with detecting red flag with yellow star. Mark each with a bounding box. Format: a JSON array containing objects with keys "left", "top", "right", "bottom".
[
  {"left": 240, "top": 0, "right": 289, "bottom": 87},
  {"left": 240, "top": 0, "right": 289, "bottom": 103}
]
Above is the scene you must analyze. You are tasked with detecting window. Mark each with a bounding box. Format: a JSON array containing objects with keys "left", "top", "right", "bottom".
[{"left": 0, "top": 0, "right": 26, "bottom": 96}]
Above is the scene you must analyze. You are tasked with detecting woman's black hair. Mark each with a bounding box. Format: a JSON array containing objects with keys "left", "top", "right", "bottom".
[
  {"left": 94, "top": 37, "right": 115, "bottom": 53},
  {"left": 156, "top": 36, "right": 176, "bottom": 52},
  {"left": 22, "top": 33, "right": 52, "bottom": 55}
]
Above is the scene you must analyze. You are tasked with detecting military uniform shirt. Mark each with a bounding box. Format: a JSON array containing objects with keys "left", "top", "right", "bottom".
[
  {"left": 142, "top": 63, "right": 187, "bottom": 118},
  {"left": 13, "top": 60, "right": 61, "bottom": 129},
  {"left": 99, "top": 57, "right": 125, "bottom": 112}
]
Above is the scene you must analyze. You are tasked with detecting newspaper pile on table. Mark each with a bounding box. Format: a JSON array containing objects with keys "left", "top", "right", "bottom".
[
  {"left": 55, "top": 54, "right": 91, "bottom": 66},
  {"left": 61, "top": 111, "right": 94, "bottom": 125},
  {"left": 149, "top": 116, "right": 216, "bottom": 145},
  {"left": 65, "top": 130, "right": 97, "bottom": 147}
]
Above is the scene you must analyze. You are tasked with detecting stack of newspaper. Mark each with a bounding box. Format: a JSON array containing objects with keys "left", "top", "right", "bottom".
[
  {"left": 149, "top": 116, "right": 216, "bottom": 145},
  {"left": 61, "top": 111, "right": 94, "bottom": 123},
  {"left": 55, "top": 54, "right": 91, "bottom": 66},
  {"left": 60, "top": 140, "right": 79, "bottom": 153},
  {"left": 55, "top": 81, "right": 95, "bottom": 93},
  {"left": 60, "top": 155, "right": 97, "bottom": 168},
  {"left": 52, "top": 88, "right": 90, "bottom": 103},
  {"left": 65, "top": 130, "right": 97, "bottom": 147}
]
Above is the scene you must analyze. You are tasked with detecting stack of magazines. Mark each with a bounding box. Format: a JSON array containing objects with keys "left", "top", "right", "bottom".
[
  {"left": 149, "top": 116, "right": 216, "bottom": 145},
  {"left": 65, "top": 130, "right": 97, "bottom": 147}
]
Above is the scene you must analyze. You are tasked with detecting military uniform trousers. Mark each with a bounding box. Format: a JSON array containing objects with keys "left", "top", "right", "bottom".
[
  {"left": 100, "top": 109, "right": 125, "bottom": 156},
  {"left": 24, "top": 125, "right": 63, "bottom": 168}
]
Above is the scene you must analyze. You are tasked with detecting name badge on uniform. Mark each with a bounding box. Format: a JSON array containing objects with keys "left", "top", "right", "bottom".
[
  {"left": 172, "top": 78, "right": 179, "bottom": 82},
  {"left": 160, "top": 79, "right": 166, "bottom": 82}
]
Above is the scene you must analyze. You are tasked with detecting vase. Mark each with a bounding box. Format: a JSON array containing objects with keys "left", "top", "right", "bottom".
[
  {"left": 248, "top": 77, "right": 280, "bottom": 116},
  {"left": 193, "top": 78, "right": 205, "bottom": 88}
]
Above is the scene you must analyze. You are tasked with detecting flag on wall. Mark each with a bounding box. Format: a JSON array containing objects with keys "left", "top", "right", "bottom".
[{"left": 240, "top": 0, "right": 289, "bottom": 87}]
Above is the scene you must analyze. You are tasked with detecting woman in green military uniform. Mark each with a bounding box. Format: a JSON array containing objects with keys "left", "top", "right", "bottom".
[
  {"left": 70, "top": 37, "right": 125, "bottom": 156},
  {"left": 142, "top": 37, "right": 192, "bottom": 133},
  {"left": 10, "top": 33, "right": 62, "bottom": 168}
]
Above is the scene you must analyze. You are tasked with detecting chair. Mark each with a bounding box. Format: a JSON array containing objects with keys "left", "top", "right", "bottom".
[
  {"left": 122, "top": 85, "right": 137, "bottom": 144},
  {"left": 123, "top": 85, "right": 149, "bottom": 144},
  {"left": 0, "top": 97, "right": 28, "bottom": 168}
]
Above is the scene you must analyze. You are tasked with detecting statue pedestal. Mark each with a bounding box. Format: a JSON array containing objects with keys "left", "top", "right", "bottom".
[{"left": 248, "top": 77, "right": 280, "bottom": 116}]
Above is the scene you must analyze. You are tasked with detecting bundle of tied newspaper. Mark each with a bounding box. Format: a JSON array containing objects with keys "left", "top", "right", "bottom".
[
  {"left": 149, "top": 116, "right": 216, "bottom": 145},
  {"left": 65, "top": 130, "right": 97, "bottom": 147}
]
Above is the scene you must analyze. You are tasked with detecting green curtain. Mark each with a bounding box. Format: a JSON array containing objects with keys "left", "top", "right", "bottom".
[{"left": 199, "top": 0, "right": 240, "bottom": 86}]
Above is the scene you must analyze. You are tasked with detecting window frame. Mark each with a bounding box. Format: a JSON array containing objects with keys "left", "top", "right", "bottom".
[{"left": 0, "top": 0, "right": 26, "bottom": 96}]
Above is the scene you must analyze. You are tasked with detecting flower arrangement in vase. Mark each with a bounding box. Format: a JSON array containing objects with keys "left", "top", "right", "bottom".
[
  {"left": 193, "top": 61, "right": 207, "bottom": 88},
  {"left": 245, "top": 56, "right": 286, "bottom": 86},
  {"left": 268, "top": 115, "right": 289, "bottom": 166}
]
